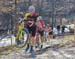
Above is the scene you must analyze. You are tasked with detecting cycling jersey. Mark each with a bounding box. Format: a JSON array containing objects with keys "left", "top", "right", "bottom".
[
  {"left": 26, "top": 21, "right": 35, "bottom": 27},
  {"left": 26, "top": 12, "right": 38, "bottom": 37},
  {"left": 38, "top": 20, "right": 45, "bottom": 32},
  {"left": 26, "top": 12, "right": 38, "bottom": 27}
]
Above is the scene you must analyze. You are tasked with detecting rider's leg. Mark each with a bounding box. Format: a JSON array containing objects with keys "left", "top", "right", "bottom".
[
  {"left": 39, "top": 31, "right": 44, "bottom": 49},
  {"left": 44, "top": 31, "right": 49, "bottom": 42},
  {"left": 30, "top": 27, "right": 36, "bottom": 53},
  {"left": 25, "top": 27, "right": 31, "bottom": 52},
  {"left": 32, "top": 27, "right": 36, "bottom": 46},
  {"left": 30, "top": 36, "right": 35, "bottom": 53},
  {"left": 25, "top": 43, "right": 30, "bottom": 52},
  {"left": 30, "top": 36, "right": 35, "bottom": 52},
  {"left": 35, "top": 33, "right": 40, "bottom": 48}
]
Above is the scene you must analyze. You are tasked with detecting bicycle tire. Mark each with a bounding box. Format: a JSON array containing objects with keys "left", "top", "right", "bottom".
[{"left": 15, "top": 28, "right": 29, "bottom": 48}]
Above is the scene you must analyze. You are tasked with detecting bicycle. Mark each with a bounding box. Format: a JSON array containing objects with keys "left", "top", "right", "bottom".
[{"left": 15, "top": 19, "right": 29, "bottom": 48}]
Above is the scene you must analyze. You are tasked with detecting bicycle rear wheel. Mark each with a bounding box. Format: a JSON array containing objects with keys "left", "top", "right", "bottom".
[{"left": 16, "top": 28, "right": 29, "bottom": 48}]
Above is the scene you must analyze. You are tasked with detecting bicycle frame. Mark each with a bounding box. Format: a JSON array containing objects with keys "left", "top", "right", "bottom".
[{"left": 16, "top": 21, "right": 24, "bottom": 41}]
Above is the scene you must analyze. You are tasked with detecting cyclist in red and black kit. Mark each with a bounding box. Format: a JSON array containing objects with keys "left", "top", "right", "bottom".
[
  {"left": 36, "top": 16, "right": 45, "bottom": 49},
  {"left": 25, "top": 12, "right": 38, "bottom": 53}
]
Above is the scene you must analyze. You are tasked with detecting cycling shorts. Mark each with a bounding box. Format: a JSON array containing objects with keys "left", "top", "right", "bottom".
[{"left": 27, "top": 26, "right": 36, "bottom": 37}]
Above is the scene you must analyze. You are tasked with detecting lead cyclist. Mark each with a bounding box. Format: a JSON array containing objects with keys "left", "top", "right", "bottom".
[{"left": 24, "top": 12, "right": 38, "bottom": 53}]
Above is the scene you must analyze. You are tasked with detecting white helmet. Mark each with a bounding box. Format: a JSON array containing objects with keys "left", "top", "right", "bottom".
[
  {"left": 37, "top": 16, "right": 43, "bottom": 21},
  {"left": 28, "top": 5, "right": 35, "bottom": 14}
]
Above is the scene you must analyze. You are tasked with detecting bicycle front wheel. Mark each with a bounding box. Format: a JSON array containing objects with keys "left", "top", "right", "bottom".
[{"left": 16, "top": 28, "right": 29, "bottom": 48}]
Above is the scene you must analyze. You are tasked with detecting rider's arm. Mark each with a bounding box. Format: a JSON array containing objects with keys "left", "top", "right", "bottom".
[{"left": 29, "top": 21, "right": 34, "bottom": 27}]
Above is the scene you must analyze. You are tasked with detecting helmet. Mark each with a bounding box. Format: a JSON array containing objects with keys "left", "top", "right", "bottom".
[
  {"left": 25, "top": 13, "right": 31, "bottom": 19},
  {"left": 37, "top": 16, "right": 43, "bottom": 21},
  {"left": 28, "top": 5, "right": 35, "bottom": 14}
]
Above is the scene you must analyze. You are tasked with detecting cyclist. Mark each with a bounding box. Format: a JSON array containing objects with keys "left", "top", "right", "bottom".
[
  {"left": 36, "top": 16, "right": 45, "bottom": 49},
  {"left": 47, "top": 24, "right": 53, "bottom": 40},
  {"left": 25, "top": 12, "right": 38, "bottom": 53}
]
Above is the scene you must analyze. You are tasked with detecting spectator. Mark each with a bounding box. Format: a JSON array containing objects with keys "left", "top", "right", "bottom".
[
  {"left": 53, "top": 27, "right": 58, "bottom": 38},
  {"left": 62, "top": 25, "right": 65, "bottom": 35},
  {"left": 44, "top": 24, "right": 50, "bottom": 41},
  {"left": 57, "top": 25, "right": 61, "bottom": 35},
  {"left": 46, "top": 24, "right": 53, "bottom": 40}
]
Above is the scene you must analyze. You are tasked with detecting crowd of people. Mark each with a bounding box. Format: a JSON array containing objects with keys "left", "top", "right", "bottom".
[
  {"left": 24, "top": 12, "right": 53, "bottom": 53},
  {"left": 17, "top": 5, "right": 53, "bottom": 53},
  {"left": 17, "top": 5, "right": 67, "bottom": 53}
]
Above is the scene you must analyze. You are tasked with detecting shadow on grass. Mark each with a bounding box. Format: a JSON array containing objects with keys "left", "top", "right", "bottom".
[
  {"left": 34, "top": 42, "right": 73, "bottom": 55},
  {"left": 0, "top": 41, "right": 75, "bottom": 58}
]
